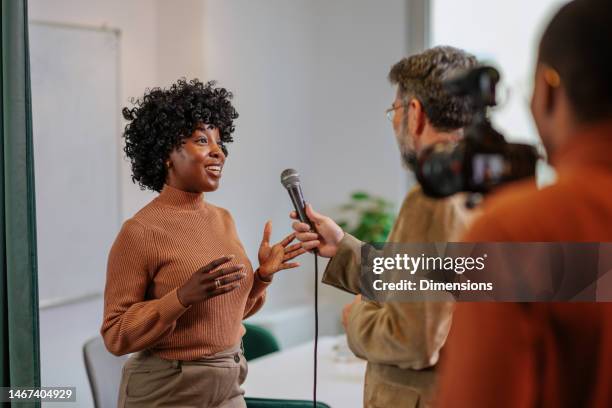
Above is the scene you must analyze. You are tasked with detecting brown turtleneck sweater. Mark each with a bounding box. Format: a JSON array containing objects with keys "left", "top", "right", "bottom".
[{"left": 101, "top": 184, "right": 270, "bottom": 360}]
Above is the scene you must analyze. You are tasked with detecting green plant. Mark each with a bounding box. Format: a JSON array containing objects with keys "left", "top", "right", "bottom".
[{"left": 336, "top": 191, "right": 395, "bottom": 243}]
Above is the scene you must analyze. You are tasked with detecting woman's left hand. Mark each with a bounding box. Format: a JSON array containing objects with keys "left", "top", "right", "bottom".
[{"left": 257, "top": 221, "right": 306, "bottom": 280}]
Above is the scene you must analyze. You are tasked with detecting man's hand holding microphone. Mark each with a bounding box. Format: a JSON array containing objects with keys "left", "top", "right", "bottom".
[{"left": 289, "top": 204, "right": 344, "bottom": 258}]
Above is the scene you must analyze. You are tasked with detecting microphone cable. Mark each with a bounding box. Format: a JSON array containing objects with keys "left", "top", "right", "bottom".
[
  {"left": 278, "top": 169, "right": 319, "bottom": 407},
  {"left": 313, "top": 252, "right": 318, "bottom": 408}
]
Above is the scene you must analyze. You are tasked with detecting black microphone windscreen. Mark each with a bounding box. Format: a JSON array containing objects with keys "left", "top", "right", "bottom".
[{"left": 281, "top": 168, "right": 300, "bottom": 188}]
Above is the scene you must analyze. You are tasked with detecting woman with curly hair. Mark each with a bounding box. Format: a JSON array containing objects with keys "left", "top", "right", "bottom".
[{"left": 101, "top": 79, "right": 304, "bottom": 407}]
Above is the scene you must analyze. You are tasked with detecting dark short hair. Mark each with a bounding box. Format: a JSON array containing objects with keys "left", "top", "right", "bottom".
[
  {"left": 388, "top": 46, "right": 478, "bottom": 131},
  {"left": 539, "top": 0, "right": 612, "bottom": 122},
  {"left": 122, "top": 79, "right": 238, "bottom": 192}
]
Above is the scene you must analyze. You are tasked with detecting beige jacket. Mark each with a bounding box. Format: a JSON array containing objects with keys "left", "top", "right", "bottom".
[{"left": 322, "top": 185, "right": 473, "bottom": 407}]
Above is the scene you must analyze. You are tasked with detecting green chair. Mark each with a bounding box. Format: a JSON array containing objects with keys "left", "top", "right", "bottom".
[
  {"left": 242, "top": 325, "right": 331, "bottom": 407},
  {"left": 245, "top": 397, "right": 331, "bottom": 408},
  {"left": 242, "top": 323, "right": 281, "bottom": 361}
]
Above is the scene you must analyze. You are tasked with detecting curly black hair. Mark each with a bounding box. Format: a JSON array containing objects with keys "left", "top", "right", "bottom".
[{"left": 122, "top": 78, "right": 239, "bottom": 192}]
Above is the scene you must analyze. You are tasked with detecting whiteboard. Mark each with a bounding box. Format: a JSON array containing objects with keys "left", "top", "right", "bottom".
[{"left": 29, "top": 22, "right": 121, "bottom": 307}]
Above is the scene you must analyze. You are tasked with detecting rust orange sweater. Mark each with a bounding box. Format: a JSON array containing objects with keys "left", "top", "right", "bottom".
[
  {"left": 101, "top": 184, "right": 270, "bottom": 360},
  {"left": 437, "top": 122, "right": 612, "bottom": 408}
]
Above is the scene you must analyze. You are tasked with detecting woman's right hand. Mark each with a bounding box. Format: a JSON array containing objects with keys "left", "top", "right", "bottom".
[{"left": 177, "top": 255, "right": 245, "bottom": 307}]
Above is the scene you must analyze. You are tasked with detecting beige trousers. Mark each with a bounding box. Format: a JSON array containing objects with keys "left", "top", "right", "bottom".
[{"left": 117, "top": 343, "right": 247, "bottom": 408}]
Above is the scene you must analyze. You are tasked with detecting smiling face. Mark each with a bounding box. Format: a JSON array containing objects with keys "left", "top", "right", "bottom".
[{"left": 166, "top": 124, "right": 226, "bottom": 193}]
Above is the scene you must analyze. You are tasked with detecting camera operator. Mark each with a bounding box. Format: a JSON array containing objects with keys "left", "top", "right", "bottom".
[
  {"left": 437, "top": 1, "right": 612, "bottom": 407},
  {"left": 290, "top": 46, "right": 478, "bottom": 407}
]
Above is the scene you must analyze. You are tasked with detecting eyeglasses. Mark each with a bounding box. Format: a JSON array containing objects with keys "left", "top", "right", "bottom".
[{"left": 385, "top": 103, "right": 407, "bottom": 121}]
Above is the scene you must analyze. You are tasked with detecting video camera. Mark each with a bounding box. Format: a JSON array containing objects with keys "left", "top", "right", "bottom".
[{"left": 414, "top": 66, "right": 539, "bottom": 199}]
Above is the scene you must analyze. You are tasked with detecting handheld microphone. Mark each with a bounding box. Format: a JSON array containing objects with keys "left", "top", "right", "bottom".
[
  {"left": 280, "top": 168, "right": 313, "bottom": 229},
  {"left": 280, "top": 168, "right": 319, "bottom": 408}
]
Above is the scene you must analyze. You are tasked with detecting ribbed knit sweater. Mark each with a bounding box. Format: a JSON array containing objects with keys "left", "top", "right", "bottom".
[{"left": 101, "top": 184, "right": 270, "bottom": 360}]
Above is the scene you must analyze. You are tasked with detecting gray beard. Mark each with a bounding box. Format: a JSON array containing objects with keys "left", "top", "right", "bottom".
[{"left": 400, "top": 149, "right": 418, "bottom": 172}]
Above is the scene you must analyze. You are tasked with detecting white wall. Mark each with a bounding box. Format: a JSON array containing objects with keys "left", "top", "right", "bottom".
[
  {"left": 431, "top": 0, "right": 569, "bottom": 145},
  {"left": 308, "top": 0, "right": 408, "bottom": 209},
  {"left": 156, "top": 0, "right": 207, "bottom": 89},
  {"left": 28, "top": 0, "right": 161, "bottom": 220}
]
